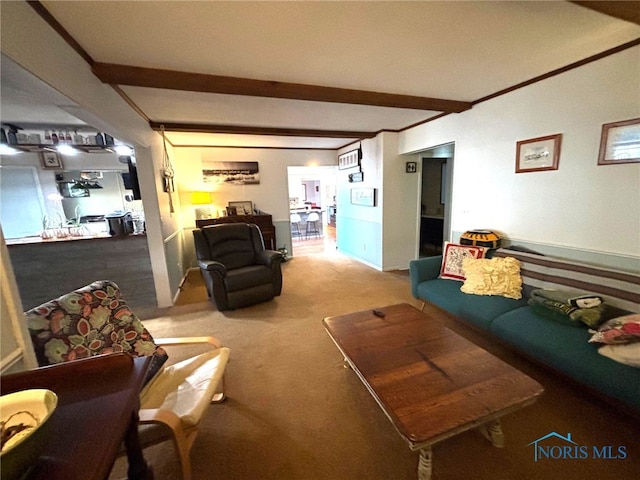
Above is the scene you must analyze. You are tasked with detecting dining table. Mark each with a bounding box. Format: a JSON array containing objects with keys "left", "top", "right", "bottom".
[{"left": 1, "top": 353, "right": 153, "bottom": 480}]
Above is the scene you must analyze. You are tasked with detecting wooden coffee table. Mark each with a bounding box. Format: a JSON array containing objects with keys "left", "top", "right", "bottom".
[{"left": 323, "top": 303, "right": 543, "bottom": 480}]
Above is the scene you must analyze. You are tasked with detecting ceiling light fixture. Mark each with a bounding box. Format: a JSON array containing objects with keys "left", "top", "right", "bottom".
[
  {"left": 56, "top": 144, "right": 78, "bottom": 155},
  {"left": 0, "top": 144, "right": 21, "bottom": 155},
  {"left": 115, "top": 145, "right": 133, "bottom": 156}
]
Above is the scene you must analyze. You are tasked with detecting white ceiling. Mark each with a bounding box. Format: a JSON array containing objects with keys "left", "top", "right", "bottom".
[{"left": 2, "top": 1, "right": 639, "bottom": 150}]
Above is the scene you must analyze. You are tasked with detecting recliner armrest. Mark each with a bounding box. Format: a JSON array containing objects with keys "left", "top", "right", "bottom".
[
  {"left": 198, "top": 259, "right": 226, "bottom": 275},
  {"left": 256, "top": 249, "right": 283, "bottom": 267}
]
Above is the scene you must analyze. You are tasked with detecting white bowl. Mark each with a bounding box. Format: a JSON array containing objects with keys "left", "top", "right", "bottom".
[{"left": 1, "top": 389, "right": 58, "bottom": 477}]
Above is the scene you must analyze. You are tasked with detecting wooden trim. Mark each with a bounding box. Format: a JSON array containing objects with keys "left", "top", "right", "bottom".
[
  {"left": 167, "top": 144, "right": 338, "bottom": 151},
  {"left": 149, "top": 121, "right": 377, "bottom": 139},
  {"left": 27, "top": 1, "right": 95, "bottom": 65},
  {"left": 473, "top": 38, "right": 640, "bottom": 106},
  {"left": 571, "top": 1, "right": 640, "bottom": 25},
  {"left": 110, "top": 85, "right": 150, "bottom": 123},
  {"left": 93, "top": 63, "right": 472, "bottom": 113}
]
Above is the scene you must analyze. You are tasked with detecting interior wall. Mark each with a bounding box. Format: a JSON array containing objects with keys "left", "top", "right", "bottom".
[
  {"left": 1, "top": 1, "right": 178, "bottom": 307},
  {"left": 336, "top": 139, "right": 383, "bottom": 267},
  {"left": 381, "top": 132, "right": 421, "bottom": 270},
  {"left": 173, "top": 147, "right": 337, "bottom": 268},
  {"left": 398, "top": 45, "right": 640, "bottom": 269}
]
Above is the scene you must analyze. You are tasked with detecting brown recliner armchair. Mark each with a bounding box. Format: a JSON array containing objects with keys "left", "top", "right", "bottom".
[{"left": 193, "top": 223, "right": 283, "bottom": 310}]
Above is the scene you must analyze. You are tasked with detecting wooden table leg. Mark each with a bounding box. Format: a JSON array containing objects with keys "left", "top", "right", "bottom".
[
  {"left": 417, "top": 446, "right": 433, "bottom": 480},
  {"left": 478, "top": 419, "right": 505, "bottom": 448},
  {"left": 124, "top": 410, "right": 154, "bottom": 480}
]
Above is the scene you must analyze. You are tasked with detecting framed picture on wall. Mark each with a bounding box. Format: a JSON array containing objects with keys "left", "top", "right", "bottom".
[
  {"left": 515, "top": 134, "right": 562, "bottom": 173},
  {"left": 338, "top": 149, "right": 361, "bottom": 170},
  {"left": 598, "top": 118, "right": 640, "bottom": 165},
  {"left": 40, "top": 151, "right": 63, "bottom": 169},
  {"left": 351, "top": 188, "right": 376, "bottom": 207}
]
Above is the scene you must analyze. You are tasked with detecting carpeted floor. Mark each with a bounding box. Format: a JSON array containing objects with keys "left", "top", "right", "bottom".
[{"left": 111, "top": 253, "right": 640, "bottom": 480}]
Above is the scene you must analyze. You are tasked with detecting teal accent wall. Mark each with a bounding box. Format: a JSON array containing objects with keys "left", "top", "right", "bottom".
[{"left": 337, "top": 216, "right": 382, "bottom": 267}]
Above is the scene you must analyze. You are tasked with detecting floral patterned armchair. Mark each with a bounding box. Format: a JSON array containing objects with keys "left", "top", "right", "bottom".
[{"left": 25, "top": 280, "right": 230, "bottom": 480}]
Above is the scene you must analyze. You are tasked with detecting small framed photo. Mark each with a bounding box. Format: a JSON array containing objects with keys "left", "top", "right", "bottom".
[
  {"left": 515, "top": 134, "right": 562, "bottom": 173},
  {"left": 228, "top": 201, "right": 253, "bottom": 215},
  {"left": 40, "top": 151, "right": 63, "bottom": 169},
  {"left": 598, "top": 118, "right": 640, "bottom": 165},
  {"left": 226, "top": 206, "right": 238, "bottom": 216},
  {"left": 338, "top": 149, "right": 361, "bottom": 170},
  {"left": 351, "top": 187, "right": 376, "bottom": 207},
  {"left": 348, "top": 171, "right": 363, "bottom": 183},
  {"left": 406, "top": 161, "right": 417, "bottom": 173}
]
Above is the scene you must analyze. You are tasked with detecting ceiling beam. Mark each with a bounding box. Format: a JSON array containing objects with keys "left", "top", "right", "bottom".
[
  {"left": 570, "top": 1, "right": 640, "bottom": 25},
  {"left": 92, "top": 63, "right": 472, "bottom": 113},
  {"left": 149, "top": 121, "right": 377, "bottom": 139}
]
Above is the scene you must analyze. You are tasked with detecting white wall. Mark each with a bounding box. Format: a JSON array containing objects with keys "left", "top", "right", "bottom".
[
  {"left": 381, "top": 132, "right": 421, "bottom": 270},
  {"left": 1, "top": 1, "right": 179, "bottom": 306},
  {"left": 399, "top": 46, "right": 640, "bottom": 268},
  {"left": 173, "top": 147, "right": 337, "bottom": 267},
  {"left": 336, "top": 139, "right": 383, "bottom": 267}
]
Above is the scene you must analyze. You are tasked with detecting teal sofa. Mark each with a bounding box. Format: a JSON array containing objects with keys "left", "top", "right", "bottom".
[{"left": 410, "top": 247, "right": 640, "bottom": 416}]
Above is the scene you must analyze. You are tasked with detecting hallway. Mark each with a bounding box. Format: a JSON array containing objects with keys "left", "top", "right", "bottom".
[{"left": 291, "top": 224, "right": 336, "bottom": 256}]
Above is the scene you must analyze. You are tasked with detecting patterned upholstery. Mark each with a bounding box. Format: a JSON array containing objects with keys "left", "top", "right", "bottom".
[{"left": 25, "top": 280, "right": 168, "bottom": 385}]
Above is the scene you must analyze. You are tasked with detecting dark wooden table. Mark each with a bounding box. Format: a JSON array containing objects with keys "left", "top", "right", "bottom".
[
  {"left": 1, "top": 353, "right": 153, "bottom": 480},
  {"left": 323, "top": 303, "right": 544, "bottom": 480}
]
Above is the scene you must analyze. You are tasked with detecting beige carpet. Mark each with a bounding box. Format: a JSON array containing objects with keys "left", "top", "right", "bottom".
[{"left": 110, "top": 253, "right": 640, "bottom": 480}]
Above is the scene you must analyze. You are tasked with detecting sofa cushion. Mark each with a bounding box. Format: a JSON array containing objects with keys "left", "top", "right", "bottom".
[
  {"left": 416, "top": 278, "right": 526, "bottom": 329},
  {"left": 490, "top": 307, "right": 640, "bottom": 411},
  {"left": 461, "top": 256, "right": 522, "bottom": 299},
  {"left": 439, "top": 242, "right": 487, "bottom": 281}
]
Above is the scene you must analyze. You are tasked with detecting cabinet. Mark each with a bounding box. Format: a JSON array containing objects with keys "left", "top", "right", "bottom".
[{"left": 196, "top": 214, "right": 276, "bottom": 250}]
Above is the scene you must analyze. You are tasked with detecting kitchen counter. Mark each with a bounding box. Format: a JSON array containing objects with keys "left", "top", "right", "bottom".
[
  {"left": 6, "top": 231, "right": 145, "bottom": 246},
  {"left": 7, "top": 233, "right": 155, "bottom": 311}
]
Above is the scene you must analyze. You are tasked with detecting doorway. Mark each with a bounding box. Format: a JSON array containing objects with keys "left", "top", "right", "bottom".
[
  {"left": 286, "top": 166, "right": 337, "bottom": 256},
  {"left": 419, "top": 143, "right": 454, "bottom": 257}
]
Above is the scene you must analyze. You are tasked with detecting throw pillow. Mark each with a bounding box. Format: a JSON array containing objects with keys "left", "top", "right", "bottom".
[
  {"left": 598, "top": 343, "right": 640, "bottom": 368},
  {"left": 439, "top": 242, "right": 487, "bottom": 281},
  {"left": 588, "top": 314, "right": 640, "bottom": 345},
  {"left": 26, "top": 280, "right": 168, "bottom": 386},
  {"left": 460, "top": 256, "right": 522, "bottom": 299}
]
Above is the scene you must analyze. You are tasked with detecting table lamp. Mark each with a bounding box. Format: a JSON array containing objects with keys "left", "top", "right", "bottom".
[{"left": 191, "top": 191, "right": 212, "bottom": 219}]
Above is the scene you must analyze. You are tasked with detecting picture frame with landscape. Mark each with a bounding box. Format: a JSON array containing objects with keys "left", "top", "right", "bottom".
[
  {"left": 515, "top": 134, "right": 562, "bottom": 173},
  {"left": 598, "top": 118, "right": 640, "bottom": 165}
]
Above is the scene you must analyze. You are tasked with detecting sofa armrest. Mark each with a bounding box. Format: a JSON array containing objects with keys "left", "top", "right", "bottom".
[
  {"left": 198, "top": 259, "right": 226, "bottom": 276},
  {"left": 409, "top": 256, "right": 442, "bottom": 298}
]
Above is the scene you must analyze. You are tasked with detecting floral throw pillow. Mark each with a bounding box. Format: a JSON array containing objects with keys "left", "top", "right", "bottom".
[
  {"left": 588, "top": 314, "right": 640, "bottom": 345},
  {"left": 439, "top": 242, "right": 487, "bottom": 281},
  {"left": 26, "top": 280, "right": 168, "bottom": 385}
]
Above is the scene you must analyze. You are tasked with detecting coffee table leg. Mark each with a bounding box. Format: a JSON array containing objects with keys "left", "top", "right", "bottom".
[
  {"left": 479, "top": 419, "right": 505, "bottom": 448},
  {"left": 417, "top": 446, "right": 433, "bottom": 480}
]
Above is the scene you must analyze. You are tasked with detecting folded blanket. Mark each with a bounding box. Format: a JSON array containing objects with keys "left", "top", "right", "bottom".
[
  {"left": 530, "top": 289, "right": 602, "bottom": 309},
  {"left": 529, "top": 289, "right": 627, "bottom": 328}
]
